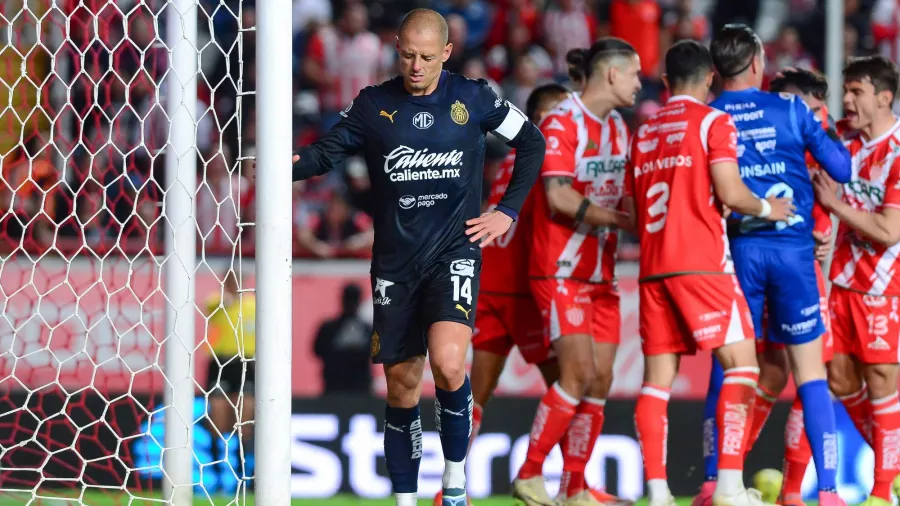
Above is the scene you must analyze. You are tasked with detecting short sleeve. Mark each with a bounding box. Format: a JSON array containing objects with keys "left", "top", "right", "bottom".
[
  {"left": 707, "top": 114, "right": 738, "bottom": 165},
  {"left": 475, "top": 79, "right": 529, "bottom": 141},
  {"left": 884, "top": 160, "right": 900, "bottom": 210},
  {"left": 539, "top": 113, "right": 578, "bottom": 177}
]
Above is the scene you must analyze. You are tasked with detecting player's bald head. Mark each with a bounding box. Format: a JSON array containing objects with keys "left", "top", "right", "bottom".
[{"left": 399, "top": 8, "right": 449, "bottom": 46}]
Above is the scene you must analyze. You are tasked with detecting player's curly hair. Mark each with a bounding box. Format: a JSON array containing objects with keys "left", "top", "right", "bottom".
[{"left": 769, "top": 68, "right": 828, "bottom": 101}]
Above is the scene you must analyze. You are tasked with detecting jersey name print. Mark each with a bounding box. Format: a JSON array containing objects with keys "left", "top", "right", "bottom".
[
  {"left": 831, "top": 118, "right": 900, "bottom": 296},
  {"left": 625, "top": 95, "right": 737, "bottom": 280},
  {"left": 530, "top": 94, "right": 629, "bottom": 283}
]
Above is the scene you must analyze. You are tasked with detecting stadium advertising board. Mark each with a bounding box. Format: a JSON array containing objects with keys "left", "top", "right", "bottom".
[{"left": 0, "top": 392, "right": 877, "bottom": 501}]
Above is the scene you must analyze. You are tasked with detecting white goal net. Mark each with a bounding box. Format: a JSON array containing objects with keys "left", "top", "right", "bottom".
[{"left": 0, "top": 0, "right": 256, "bottom": 503}]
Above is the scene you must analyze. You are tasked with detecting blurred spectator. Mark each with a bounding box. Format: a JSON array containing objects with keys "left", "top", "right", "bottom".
[
  {"left": 0, "top": 139, "right": 57, "bottom": 250},
  {"left": 444, "top": 14, "right": 477, "bottom": 74},
  {"left": 434, "top": 0, "right": 494, "bottom": 50},
  {"left": 504, "top": 56, "right": 543, "bottom": 110},
  {"left": 197, "top": 146, "right": 250, "bottom": 255},
  {"left": 604, "top": 0, "right": 667, "bottom": 79},
  {"left": 294, "top": 192, "right": 374, "bottom": 258},
  {"left": 313, "top": 282, "right": 372, "bottom": 393},
  {"left": 799, "top": 0, "right": 874, "bottom": 66},
  {"left": 663, "top": 0, "right": 709, "bottom": 43},
  {"left": 543, "top": 0, "right": 597, "bottom": 78},
  {"left": 873, "top": 0, "right": 900, "bottom": 59},
  {"left": 462, "top": 58, "right": 504, "bottom": 98},
  {"left": 304, "top": 3, "right": 385, "bottom": 133},
  {"left": 765, "top": 25, "right": 815, "bottom": 83},
  {"left": 485, "top": 0, "right": 542, "bottom": 49},
  {"left": 485, "top": 23, "right": 553, "bottom": 84},
  {"left": 293, "top": 0, "right": 333, "bottom": 35}
]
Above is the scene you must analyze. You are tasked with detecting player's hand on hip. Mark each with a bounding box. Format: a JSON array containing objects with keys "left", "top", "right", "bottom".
[
  {"left": 765, "top": 194, "right": 796, "bottom": 222},
  {"left": 812, "top": 171, "right": 840, "bottom": 210},
  {"left": 466, "top": 211, "right": 513, "bottom": 248},
  {"left": 813, "top": 230, "right": 833, "bottom": 261}
]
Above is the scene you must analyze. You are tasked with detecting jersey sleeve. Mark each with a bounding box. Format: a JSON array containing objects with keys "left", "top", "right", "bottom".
[
  {"left": 292, "top": 90, "right": 370, "bottom": 181},
  {"left": 475, "top": 79, "right": 529, "bottom": 141},
  {"left": 794, "top": 95, "right": 852, "bottom": 183},
  {"left": 539, "top": 113, "right": 578, "bottom": 177},
  {"left": 884, "top": 159, "right": 900, "bottom": 210},
  {"left": 707, "top": 113, "right": 738, "bottom": 165}
]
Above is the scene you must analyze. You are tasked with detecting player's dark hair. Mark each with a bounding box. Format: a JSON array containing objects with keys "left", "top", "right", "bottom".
[
  {"left": 711, "top": 23, "right": 763, "bottom": 79},
  {"left": 664, "top": 40, "right": 713, "bottom": 87},
  {"left": 526, "top": 83, "right": 569, "bottom": 123},
  {"left": 769, "top": 68, "right": 828, "bottom": 100},
  {"left": 844, "top": 55, "right": 900, "bottom": 104},
  {"left": 584, "top": 37, "right": 637, "bottom": 79},
  {"left": 566, "top": 48, "right": 588, "bottom": 83}
]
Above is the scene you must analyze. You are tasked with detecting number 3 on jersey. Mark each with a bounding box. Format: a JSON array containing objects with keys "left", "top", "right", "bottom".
[{"left": 645, "top": 182, "right": 670, "bottom": 233}]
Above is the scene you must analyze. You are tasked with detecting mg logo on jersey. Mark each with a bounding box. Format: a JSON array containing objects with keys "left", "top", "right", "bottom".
[
  {"left": 413, "top": 112, "right": 434, "bottom": 130},
  {"left": 384, "top": 146, "right": 464, "bottom": 182}
]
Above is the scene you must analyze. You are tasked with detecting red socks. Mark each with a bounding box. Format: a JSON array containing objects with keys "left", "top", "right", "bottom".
[
  {"left": 635, "top": 384, "right": 671, "bottom": 483},
  {"left": 780, "top": 397, "right": 812, "bottom": 503},
  {"left": 840, "top": 387, "right": 873, "bottom": 446},
  {"left": 518, "top": 382, "right": 579, "bottom": 480},
  {"left": 560, "top": 398, "right": 606, "bottom": 497},
  {"left": 745, "top": 385, "right": 778, "bottom": 453},
  {"left": 718, "top": 367, "right": 760, "bottom": 471},
  {"left": 871, "top": 392, "right": 900, "bottom": 501}
]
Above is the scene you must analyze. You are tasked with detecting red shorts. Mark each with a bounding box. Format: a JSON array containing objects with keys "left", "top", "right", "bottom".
[
  {"left": 472, "top": 292, "right": 550, "bottom": 364},
  {"left": 756, "top": 262, "right": 834, "bottom": 362},
  {"left": 639, "top": 274, "right": 755, "bottom": 355},
  {"left": 830, "top": 285, "right": 900, "bottom": 364},
  {"left": 529, "top": 278, "right": 620, "bottom": 343}
]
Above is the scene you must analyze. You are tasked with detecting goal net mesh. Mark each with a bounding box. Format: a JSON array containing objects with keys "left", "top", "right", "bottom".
[{"left": 0, "top": 0, "right": 252, "bottom": 503}]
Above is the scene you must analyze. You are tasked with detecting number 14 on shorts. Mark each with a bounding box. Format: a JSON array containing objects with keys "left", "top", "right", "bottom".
[{"left": 450, "top": 259, "right": 475, "bottom": 306}]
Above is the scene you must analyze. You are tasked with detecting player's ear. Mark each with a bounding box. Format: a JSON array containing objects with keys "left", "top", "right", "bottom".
[
  {"left": 443, "top": 42, "right": 453, "bottom": 63},
  {"left": 877, "top": 89, "right": 893, "bottom": 109},
  {"left": 395, "top": 36, "right": 400, "bottom": 52},
  {"left": 705, "top": 70, "right": 714, "bottom": 89}
]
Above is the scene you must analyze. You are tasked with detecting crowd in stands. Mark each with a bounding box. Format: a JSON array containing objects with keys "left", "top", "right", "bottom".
[{"left": 0, "top": 0, "right": 894, "bottom": 259}]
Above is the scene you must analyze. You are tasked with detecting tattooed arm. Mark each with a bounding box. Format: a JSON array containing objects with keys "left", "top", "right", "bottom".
[{"left": 544, "top": 176, "right": 630, "bottom": 228}]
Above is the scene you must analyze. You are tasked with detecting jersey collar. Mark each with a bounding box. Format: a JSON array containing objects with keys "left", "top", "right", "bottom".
[
  {"left": 667, "top": 95, "right": 704, "bottom": 105},
  {"left": 572, "top": 93, "right": 608, "bottom": 124},
  {"left": 863, "top": 116, "right": 900, "bottom": 148}
]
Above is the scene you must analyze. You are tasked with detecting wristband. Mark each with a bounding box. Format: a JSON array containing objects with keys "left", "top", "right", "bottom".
[
  {"left": 757, "top": 198, "right": 771, "bottom": 219},
  {"left": 575, "top": 198, "right": 591, "bottom": 222}
]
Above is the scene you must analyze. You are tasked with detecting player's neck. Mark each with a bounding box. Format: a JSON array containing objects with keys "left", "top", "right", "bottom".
[
  {"left": 670, "top": 86, "right": 707, "bottom": 103},
  {"left": 722, "top": 76, "right": 757, "bottom": 92},
  {"left": 862, "top": 112, "right": 898, "bottom": 142},
  {"left": 578, "top": 91, "right": 616, "bottom": 119}
]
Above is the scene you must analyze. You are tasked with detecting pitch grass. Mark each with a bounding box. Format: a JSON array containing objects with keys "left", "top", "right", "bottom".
[{"left": 0, "top": 494, "right": 701, "bottom": 506}]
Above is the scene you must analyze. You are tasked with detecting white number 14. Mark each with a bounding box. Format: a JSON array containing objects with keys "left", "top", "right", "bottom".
[{"left": 452, "top": 275, "right": 472, "bottom": 306}]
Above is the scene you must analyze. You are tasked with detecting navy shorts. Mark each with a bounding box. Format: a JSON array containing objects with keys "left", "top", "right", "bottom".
[
  {"left": 370, "top": 256, "right": 481, "bottom": 364},
  {"left": 731, "top": 241, "right": 825, "bottom": 345}
]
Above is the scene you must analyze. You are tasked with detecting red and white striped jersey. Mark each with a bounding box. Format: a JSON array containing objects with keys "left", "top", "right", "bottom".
[
  {"left": 481, "top": 150, "right": 535, "bottom": 295},
  {"left": 306, "top": 26, "right": 385, "bottom": 112},
  {"left": 625, "top": 95, "right": 737, "bottom": 280},
  {"left": 831, "top": 117, "right": 900, "bottom": 296},
  {"left": 530, "top": 94, "right": 629, "bottom": 283}
]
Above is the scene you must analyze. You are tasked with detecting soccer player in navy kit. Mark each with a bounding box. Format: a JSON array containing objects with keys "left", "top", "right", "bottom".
[{"left": 291, "top": 9, "right": 546, "bottom": 506}]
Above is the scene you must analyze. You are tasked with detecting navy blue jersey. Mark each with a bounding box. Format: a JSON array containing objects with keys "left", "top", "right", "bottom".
[
  {"left": 293, "top": 71, "right": 541, "bottom": 281},
  {"left": 710, "top": 88, "right": 851, "bottom": 247}
]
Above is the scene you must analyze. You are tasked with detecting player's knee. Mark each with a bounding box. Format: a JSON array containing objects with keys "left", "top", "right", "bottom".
[
  {"left": 385, "top": 370, "right": 422, "bottom": 408},
  {"left": 826, "top": 356, "right": 863, "bottom": 397},
  {"left": 864, "top": 364, "right": 900, "bottom": 399},
  {"left": 558, "top": 354, "right": 595, "bottom": 397},
  {"left": 431, "top": 357, "right": 467, "bottom": 392}
]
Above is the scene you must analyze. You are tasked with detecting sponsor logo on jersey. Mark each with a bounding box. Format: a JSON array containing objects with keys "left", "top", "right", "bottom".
[
  {"left": 739, "top": 162, "right": 786, "bottom": 178},
  {"left": 451, "top": 100, "right": 469, "bottom": 125},
  {"left": 398, "top": 195, "right": 416, "bottom": 209},
  {"left": 845, "top": 179, "right": 885, "bottom": 205},
  {"left": 636, "top": 155, "right": 693, "bottom": 176},
  {"left": 637, "top": 123, "right": 658, "bottom": 138},
  {"left": 731, "top": 110, "right": 765, "bottom": 122},
  {"left": 583, "top": 159, "right": 626, "bottom": 177},
  {"left": 414, "top": 193, "right": 447, "bottom": 208},
  {"left": 637, "top": 138, "right": 658, "bottom": 153},
  {"left": 723, "top": 101, "right": 757, "bottom": 111},
  {"left": 383, "top": 146, "right": 463, "bottom": 182},
  {"left": 380, "top": 110, "right": 397, "bottom": 123},
  {"left": 658, "top": 121, "right": 687, "bottom": 133},
  {"left": 800, "top": 303, "right": 820, "bottom": 317},
  {"left": 754, "top": 139, "right": 777, "bottom": 154},
  {"left": 413, "top": 112, "right": 433, "bottom": 129},
  {"left": 666, "top": 132, "right": 685, "bottom": 145},
  {"left": 864, "top": 295, "right": 888, "bottom": 307},
  {"left": 740, "top": 126, "right": 777, "bottom": 140}
]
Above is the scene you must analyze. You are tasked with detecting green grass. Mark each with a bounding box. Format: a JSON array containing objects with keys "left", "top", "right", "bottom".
[{"left": 0, "top": 493, "right": 698, "bottom": 506}]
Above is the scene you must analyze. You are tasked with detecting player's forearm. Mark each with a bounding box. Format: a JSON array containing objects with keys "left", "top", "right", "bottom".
[
  {"left": 716, "top": 183, "right": 765, "bottom": 218},
  {"left": 497, "top": 122, "right": 546, "bottom": 219},
  {"left": 813, "top": 131, "right": 852, "bottom": 184},
  {"left": 830, "top": 200, "right": 900, "bottom": 246},
  {"left": 546, "top": 182, "right": 628, "bottom": 228}
]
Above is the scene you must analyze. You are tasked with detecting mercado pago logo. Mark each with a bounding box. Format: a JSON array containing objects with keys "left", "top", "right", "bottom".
[{"left": 291, "top": 413, "right": 644, "bottom": 499}]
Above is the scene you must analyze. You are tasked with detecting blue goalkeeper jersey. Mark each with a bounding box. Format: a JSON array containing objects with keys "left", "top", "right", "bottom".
[{"left": 709, "top": 88, "right": 851, "bottom": 248}]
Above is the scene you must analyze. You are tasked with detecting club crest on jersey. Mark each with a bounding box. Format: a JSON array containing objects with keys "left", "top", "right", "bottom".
[{"left": 451, "top": 100, "right": 469, "bottom": 125}]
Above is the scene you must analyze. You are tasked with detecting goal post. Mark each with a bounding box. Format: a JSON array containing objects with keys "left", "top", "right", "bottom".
[
  {"left": 253, "top": 0, "right": 295, "bottom": 504},
  {"left": 162, "top": 0, "right": 198, "bottom": 504}
]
